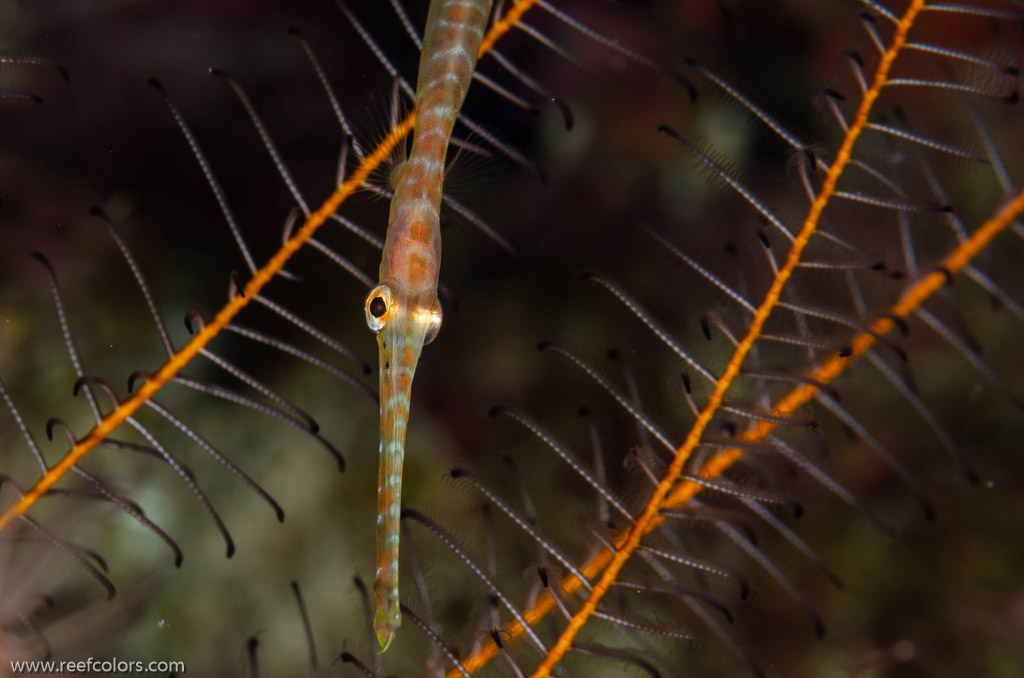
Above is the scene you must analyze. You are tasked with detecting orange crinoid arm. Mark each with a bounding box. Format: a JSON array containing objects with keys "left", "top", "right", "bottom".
[
  {"left": 527, "top": 3, "right": 927, "bottom": 674},
  {"left": 0, "top": 2, "right": 544, "bottom": 536},
  {"left": 434, "top": 0, "right": 1024, "bottom": 674},
  {"left": 445, "top": 182, "right": 1024, "bottom": 678}
]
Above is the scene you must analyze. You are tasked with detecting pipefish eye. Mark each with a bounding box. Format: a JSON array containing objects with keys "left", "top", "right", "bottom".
[
  {"left": 365, "top": 284, "right": 392, "bottom": 333},
  {"left": 369, "top": 297, "right": 387, "bottom": 318}
]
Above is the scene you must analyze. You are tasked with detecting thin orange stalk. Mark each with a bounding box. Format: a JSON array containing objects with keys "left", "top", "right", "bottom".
[
  {"left": 0, "top": 116, "right": 413, "bottom": 533},
  {"left": 446, "top": 182, "right": 1024, "bottom": 678},
  {"left": 446, "top": 181, "right": 1024, "bottom": 676},
  {"left": 479, "top": 0, "right": 539, "bottom": 56},
  {"left": 449, "top": 134, "right": 1024, "bottom": 678},
  {"left": 697, "top": 182, "right": 1024, "bottom": 471},
  {"left": 0, "top": 1, "right": 545, "bottom": 534},
  {"left": 527, "top": 3, "right": 925, "bottom": 675}
]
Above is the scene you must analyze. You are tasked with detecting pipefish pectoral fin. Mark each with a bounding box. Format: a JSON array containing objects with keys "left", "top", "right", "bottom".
[{"left": 365, "top": 282, "right": 442, "bottom": 651}]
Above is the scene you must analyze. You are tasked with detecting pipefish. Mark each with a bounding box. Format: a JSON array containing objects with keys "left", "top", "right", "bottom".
[{"left": 362, "top": 0, "right": 493, "bottom": 652}]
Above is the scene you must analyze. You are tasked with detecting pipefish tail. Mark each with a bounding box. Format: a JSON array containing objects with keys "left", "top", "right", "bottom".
[{"left": 362, "top": 0, "right": 493, "bottom": 652}]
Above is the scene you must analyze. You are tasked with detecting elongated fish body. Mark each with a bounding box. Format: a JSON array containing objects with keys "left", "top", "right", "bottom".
[{"left": 363, "top": 0, "right": 494, "bottom": 652}]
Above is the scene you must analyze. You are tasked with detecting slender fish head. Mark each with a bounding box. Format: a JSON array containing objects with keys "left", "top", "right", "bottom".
[{"left": 364, "top": 275, "right": 442, "bottom": 651}]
